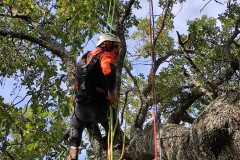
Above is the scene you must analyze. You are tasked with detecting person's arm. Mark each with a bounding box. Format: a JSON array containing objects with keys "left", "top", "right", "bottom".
[{"left": 100, "top": 52, "right": 117, "bottom": 103}]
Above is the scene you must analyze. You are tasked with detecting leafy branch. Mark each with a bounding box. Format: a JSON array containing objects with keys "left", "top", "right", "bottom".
[
  {"left": 177, "top": 31, "right": 204, "bottom": 76},
  {"left": 153, "top": 0, "right": 173, "bottom": 47},
  {"left": 0, "top": 147, "right": 15, "bottom": 160}
]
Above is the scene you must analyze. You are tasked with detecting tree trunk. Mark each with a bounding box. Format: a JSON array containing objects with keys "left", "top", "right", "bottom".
[{"left": 122, "top": 91, "right": 240, "bottom": 160}]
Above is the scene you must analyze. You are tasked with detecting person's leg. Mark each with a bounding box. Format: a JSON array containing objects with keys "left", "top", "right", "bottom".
[
  {"left": 100, "top": 121, "right": 109, "bottom": 149},
  {"left": 69, "top": 114, "right": 85, "bottom": 147},
  {"left": 67, "top": 113, "right": 85, "bottom": 160}
]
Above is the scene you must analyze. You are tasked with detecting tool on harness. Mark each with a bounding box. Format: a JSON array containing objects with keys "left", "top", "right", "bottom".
[{"left": 75, "top": 50, "right": 103, "bottom": 104}]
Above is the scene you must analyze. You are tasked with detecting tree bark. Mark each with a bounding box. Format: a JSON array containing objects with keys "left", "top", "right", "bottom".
[{"left": 121, "top": 91, "right": 240, "bottom": 160}]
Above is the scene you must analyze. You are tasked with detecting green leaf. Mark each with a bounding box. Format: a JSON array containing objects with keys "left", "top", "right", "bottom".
[
  {"left": 39, "top": 112, "right": 48, "bottom": 118},
  {"left": 26, "top": 123, "right": 33, "bottom": 130},
  {"left": 25, "top": 8, "right": 31, "bottom": 14}
]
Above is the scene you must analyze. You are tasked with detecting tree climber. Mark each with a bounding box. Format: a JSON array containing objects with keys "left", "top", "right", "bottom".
[{"left": 66, "top": 33, "right": 122, "bottom": 160}]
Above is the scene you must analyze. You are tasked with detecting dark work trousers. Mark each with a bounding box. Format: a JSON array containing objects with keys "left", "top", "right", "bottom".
[{"left": 69, "top": 92, "right": 119, "bottom": 148}]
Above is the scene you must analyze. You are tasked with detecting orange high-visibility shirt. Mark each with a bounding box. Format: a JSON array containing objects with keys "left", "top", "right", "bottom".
[{"left": 87, "top": 48, "right": 116, "bottom": 75}]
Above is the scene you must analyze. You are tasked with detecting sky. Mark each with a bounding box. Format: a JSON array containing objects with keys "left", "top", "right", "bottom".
[
  {"left": 125, "top": 0, "right": 228, "bottom": 77},
  {"left": 134, "top": 0, "right": 227, "bottom": 39},
  {"left": 0, "top": 0, "right": 229, "bottom": 159}
]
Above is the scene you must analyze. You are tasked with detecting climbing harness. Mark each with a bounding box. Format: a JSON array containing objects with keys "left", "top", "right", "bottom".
[{"left": 75, "top": 50, "right": 103, "bottom": 104}]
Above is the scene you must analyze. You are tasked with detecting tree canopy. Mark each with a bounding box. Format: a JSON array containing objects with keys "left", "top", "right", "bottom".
[{"left": 0, "top": 0, "right": 239, "bottom": 159}]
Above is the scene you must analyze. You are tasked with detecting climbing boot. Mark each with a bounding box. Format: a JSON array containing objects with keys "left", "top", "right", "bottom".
[{"left": 66, "top": 146, "right": 78, "bottom": 160}]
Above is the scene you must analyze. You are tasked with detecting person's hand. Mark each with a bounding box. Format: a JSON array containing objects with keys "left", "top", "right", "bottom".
[{"left": 107, "top": 90, "right": 117, "bottom": 104}]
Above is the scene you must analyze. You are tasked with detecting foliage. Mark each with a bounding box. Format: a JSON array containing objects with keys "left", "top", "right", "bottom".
[
  {"left": 0, "top": 0, "right": 240, "bottom": 159},
  {"left": 0, "top": 0, "right": 105, "bottom": 158},
  {"left": 127, "top": 0, "right": 240, "bottom": 127}
]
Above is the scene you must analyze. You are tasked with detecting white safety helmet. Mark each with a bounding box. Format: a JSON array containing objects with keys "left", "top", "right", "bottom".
[{"left": 96, "top": 33, "right": 121, "bottom": 47}]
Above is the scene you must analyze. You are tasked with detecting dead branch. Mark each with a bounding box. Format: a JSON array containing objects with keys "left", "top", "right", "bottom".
[
  {"left": 200, "top": 0, "right": 223, "bottom": 13},
  {"left": 120, "top": 89, "right": 132, "bottom": 125},
  {"left": 177, "top": 31, "right": 203, "bottom": 76}
]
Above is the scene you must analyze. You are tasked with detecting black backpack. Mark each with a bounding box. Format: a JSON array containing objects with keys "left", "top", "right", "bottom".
[{"left": 75, "top": 50, "right": 103, "bottom": 103}]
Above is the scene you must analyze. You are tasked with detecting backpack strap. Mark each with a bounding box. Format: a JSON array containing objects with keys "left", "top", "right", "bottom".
[
  {"left": 84, "top": 51, "right": 103, "bottom": 71},
  {"left": 77, "top": 50, "right": 104, "bottom": 91}
]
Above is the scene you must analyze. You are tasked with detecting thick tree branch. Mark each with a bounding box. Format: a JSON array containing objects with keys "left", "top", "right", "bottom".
[
  {"left": 0, "top": 13, "right": 31, "bottom": 22},
  {"left": 177, "top": 31, "right": 203, "bottom": 76},
  {"left": 0, "top": 29, "right": 76, "bottom": 85},
  {"left": 222, "top": 16, "right": 240, "bottom": 64},
  {"left": 134, "top": 52, "right": 173, "bottom": 130},
  {"left": 169, "top": 58, "right": 238, "bottom": 125},
  {"left": 0, "top": 12, "right": 41, "bottom": 31},
  {"left": 181, "top": 112, "right": 195, "bottom": 124},
  {"left": 167, "top": 91, "right": 204, "bottom": 124},
  {"left": 124, "top": 63, "right": 141, "bottom": 93},
  {"left": 0, "top": 30, "right": 65, "bottom": 58},
  {"left": 120, "top": 88, "right": 132, "bottom": 125},
  {"left": 142, "top": 52, "right": 173, "bottom": 96},
  {"left": 220, "top": 16, "right": 240, "bottom": 79},
  {"left": 0, "top": 3, "right": 38, "bottom": 29},
  {"left": 181, "top": 67, "right": 215, "bottom": 99},
  {"left": 233, "top": 41, "right": 240, "bottom": 48},
  {"left": 123, "top": 53, "right": 171, "bottom": 135},
  {"left": 124, "top": 92, "right": 240, "bottom": 159},
  {"left": 124, "top": 65, "right": 147, "bottom": 130},
  {"left": 177, "top": 31, "right": 219, "bottom": 98},
  {"left": 0, "top": 147, "right": 15, "bottom": 160},
  {"left": 120, "top": 0, "right": 135, "bottom": 24},
  {"left": 226, "top": 16, "right": 240, "bottom": 45},
  {"left": 153, "top": 0, "right": 173, "bottom": 46}
]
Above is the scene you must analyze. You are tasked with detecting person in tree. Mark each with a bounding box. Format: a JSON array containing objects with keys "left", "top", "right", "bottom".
[{"left": 66, "top": 33, "right": 122, "bottom": 160}]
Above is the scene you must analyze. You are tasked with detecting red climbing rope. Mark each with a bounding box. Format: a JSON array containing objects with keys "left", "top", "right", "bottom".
[{"left": 148, "top": 0, "right": 158, "bottom": 159}]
